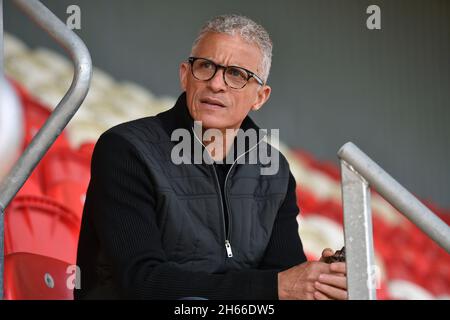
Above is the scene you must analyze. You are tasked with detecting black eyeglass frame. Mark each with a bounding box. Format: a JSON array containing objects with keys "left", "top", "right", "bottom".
[{"left": 188, "top": 56, "right": 265, "bottom": 89}]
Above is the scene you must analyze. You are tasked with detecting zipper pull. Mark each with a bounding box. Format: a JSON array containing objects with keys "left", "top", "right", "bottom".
[{"left": 225, "top": 240, "right": 233, "bottom": 258}]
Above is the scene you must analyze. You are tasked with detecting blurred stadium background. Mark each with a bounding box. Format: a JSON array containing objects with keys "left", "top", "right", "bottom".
[{"left": 1, "top": 0, "right": 449, "bottom": 299}]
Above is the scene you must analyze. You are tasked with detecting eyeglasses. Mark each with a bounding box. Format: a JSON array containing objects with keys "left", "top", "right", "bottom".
[{"left": 188, "top": 57, "right": 264, "bottom": 89}]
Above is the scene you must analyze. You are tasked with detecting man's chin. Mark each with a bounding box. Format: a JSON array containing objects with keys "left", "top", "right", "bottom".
[{"left": 195, "top": 115, "right": 231, "bottom": 131}]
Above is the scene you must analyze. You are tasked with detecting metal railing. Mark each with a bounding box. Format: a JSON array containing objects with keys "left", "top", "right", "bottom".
[
  {"left": 0, "top": 0, "right": 92, "bottom": 299},
  {"left": 338, "top": 142, "right": 450, "bottom": 300}
]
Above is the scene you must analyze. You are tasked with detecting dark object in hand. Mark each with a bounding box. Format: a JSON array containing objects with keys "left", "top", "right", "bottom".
[{"left": 323, "top": 247, "right": 346, "bottom": 264}]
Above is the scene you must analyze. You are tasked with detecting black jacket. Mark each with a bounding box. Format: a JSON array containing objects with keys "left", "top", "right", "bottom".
[{"left": 75, "top": 93, "right": 306, "bottom": 299}]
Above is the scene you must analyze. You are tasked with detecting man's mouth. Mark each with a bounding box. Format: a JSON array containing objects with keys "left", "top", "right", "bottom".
[{"left": 200, "top": 97, "right": 227, "bottom": 108}]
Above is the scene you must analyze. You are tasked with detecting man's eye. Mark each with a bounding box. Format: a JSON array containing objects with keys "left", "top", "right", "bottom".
[
  {"left": 200, "top": 61, "right": 213, "bottom": 69},
  {"left": 227, "top": 68, "right": 246, "bottom": 79}
]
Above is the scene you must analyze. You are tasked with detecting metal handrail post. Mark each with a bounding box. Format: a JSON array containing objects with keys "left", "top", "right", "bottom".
[
  {"left": 340, "top": 160, "right": 377, "bottom": 300},
  {"left": 338, "top": 142, "right": 450, "bottom": 299},
  {"left": 0, "top": 0, "right": 92, "bottom": 299}
]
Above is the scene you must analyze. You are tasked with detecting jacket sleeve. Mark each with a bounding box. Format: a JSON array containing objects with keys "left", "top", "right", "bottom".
[
  {"left": 258, "top": 171, "right": 308, "bottom": 270},
  {"left": 80, "top": 130, "right": 279, "bottom": 299}
]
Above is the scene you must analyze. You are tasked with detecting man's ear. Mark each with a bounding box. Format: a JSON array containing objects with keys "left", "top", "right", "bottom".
[
  {"left": 251, "top": 85, "right": 271, "bottom": 111},
  {"left": 179, "top": 62, "right": 189, "bottom": 91}
]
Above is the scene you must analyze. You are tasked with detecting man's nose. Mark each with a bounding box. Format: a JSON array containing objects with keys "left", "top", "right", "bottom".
[{"left": 207, "top": 68, "right": 227, "bottom": 91}]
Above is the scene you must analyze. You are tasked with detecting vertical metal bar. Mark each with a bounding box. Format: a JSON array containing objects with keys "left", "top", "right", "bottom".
[
  {"left": 338, "top": 142, "right": 450, "bottom": 253},
  {"left": 0, "top": 0, "right": 4, "bottom": 300},
  {"left": 341, "top": 160, "right": 377, "bottom": 300}
]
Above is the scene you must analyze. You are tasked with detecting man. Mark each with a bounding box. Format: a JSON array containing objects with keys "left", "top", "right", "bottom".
[{"left": 75, "top": 14, "right": 347, "bottom": 300}]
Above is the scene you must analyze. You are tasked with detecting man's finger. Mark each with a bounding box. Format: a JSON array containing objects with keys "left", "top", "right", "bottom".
[
  {"left": 318, "top": 274, "right": 347, "bottom": 290},
  {"left": 314, "top": 291, "right": 331, "bottom": 300},
  {"left": 330, "top": 262, "right": 346, "bottom": 274},
  {"left": 319, "top": 248, "right": 335, "bottom": 262},
  {"left": 322, "top": 248, "right": 334, "bottom": 257},
  {"left": 314, "top": 262, "right": 332, "bottom": 275},
  {"left": 315, "top": 281, "right": 348, "bottom": 300}
]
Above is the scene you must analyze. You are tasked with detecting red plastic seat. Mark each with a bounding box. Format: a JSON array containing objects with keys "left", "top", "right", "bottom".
[
  {"left": 78, "top": 142, "right": 95, "bottom": 159},
  {"left": 4, "top": 252, "right": 74, "bottom": 300},
  {"left": 15, "top": 173, "right": 44, "bottom": 198},
  {"left": 46, "top": 181, "right": 87, "bottom": 219},
  {"left": 40, "top": 148, "right": 91, "bottom": 188},
  {"left": 5, "top": 195, "right": 81, "bottom": 264},
  {"left": 40, "top": 148, "right": 91, "bottom": 218}
]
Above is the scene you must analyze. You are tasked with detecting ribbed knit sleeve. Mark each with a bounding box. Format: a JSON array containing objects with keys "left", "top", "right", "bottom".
[{"left": 259, "top": 172, "right": 308, "bottom": 270}]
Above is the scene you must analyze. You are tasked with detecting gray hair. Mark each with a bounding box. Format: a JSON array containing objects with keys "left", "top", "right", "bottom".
[{"left": 191, "top": 14, "right": 273, "bottom": 83}]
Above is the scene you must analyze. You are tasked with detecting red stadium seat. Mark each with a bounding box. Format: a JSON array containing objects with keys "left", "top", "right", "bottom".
[
  {"left": 78, "top": 142, "right": 95, "bottom": 160},
  {"left": 4, "top": 252, "right": 74, "bottom": 300},
  {"left": 40, "top": 148, "right": 91, "bottom": 218},
  {"left": 4, "top": 195, "right": 81, "bottom": 264},
  {"left": 15, "top": 172, "right": 44, "bottom": 198},
  {"left": 46, "top": 181, "right": 87, "bottom": 219}
]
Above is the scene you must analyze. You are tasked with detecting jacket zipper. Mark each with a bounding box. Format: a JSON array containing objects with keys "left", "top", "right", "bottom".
[
  {"left": 193, "top": 129, "right": 233, "bottom": 257},
  {"left": 210, "top": 165, "right": 233, "bottom": 258},
  {"left": 193, "top": 126, "right": 266, "bottom": 259}
]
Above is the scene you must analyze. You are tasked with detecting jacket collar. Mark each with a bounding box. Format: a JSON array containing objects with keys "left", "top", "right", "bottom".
[
  {"left": 157, "top": 92, "right": 195, "bottom": 138},
  {"left": 157, "top": 92, "right": 266, "bottom": 163}
]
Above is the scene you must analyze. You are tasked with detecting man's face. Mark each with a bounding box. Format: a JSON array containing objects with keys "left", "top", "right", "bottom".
[{"left": 180, "top": 32, "right": 271, "bottom": 131}]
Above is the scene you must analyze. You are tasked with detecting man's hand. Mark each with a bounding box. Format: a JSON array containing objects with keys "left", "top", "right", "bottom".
[
  {"left": 277, "top": 248, "right": 348, "bottom": 300},
  {"left": 278, "top": 261, "right": 332, "bottom": 300},
  {"left": 316, "top": 248, "right": 348, "bottom": 300},
  {"left": 314, "top": 262, "right": 347, "bottom": 300}
]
